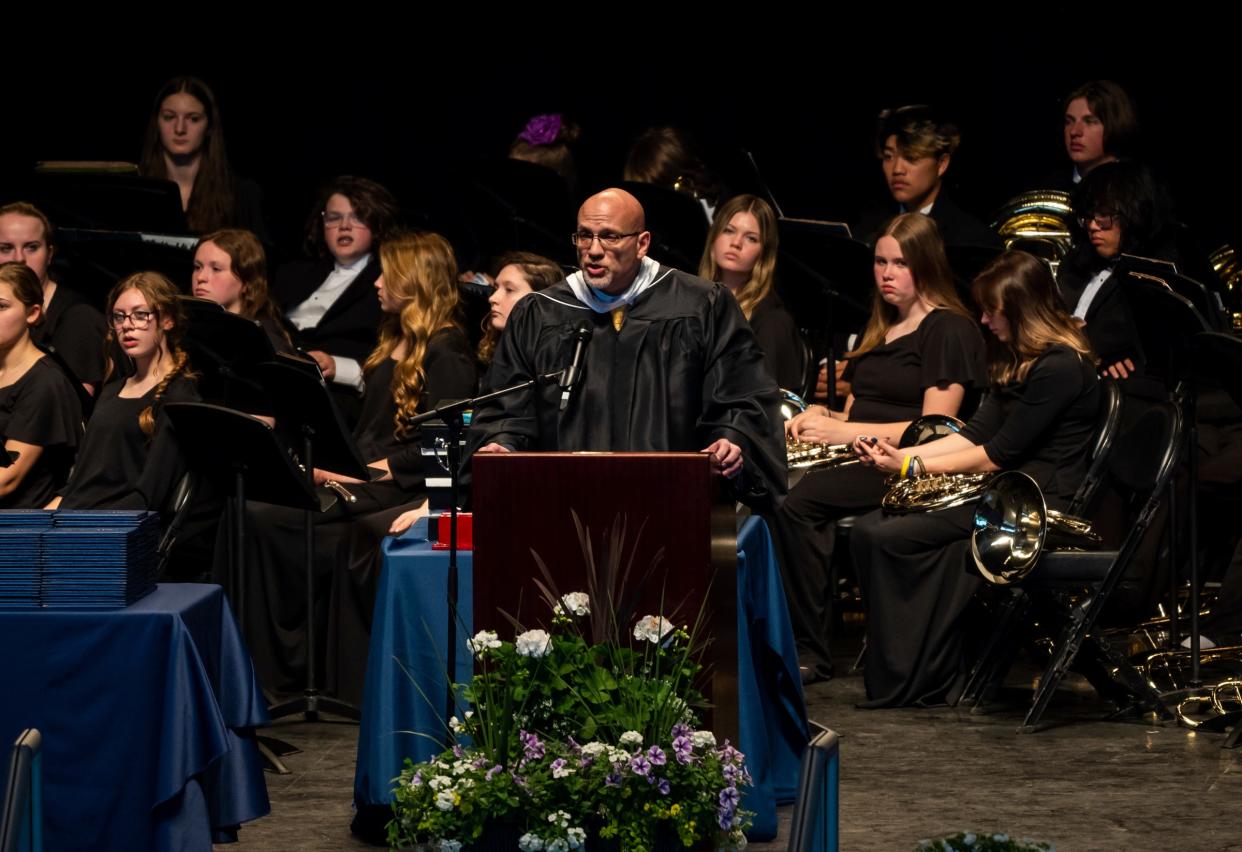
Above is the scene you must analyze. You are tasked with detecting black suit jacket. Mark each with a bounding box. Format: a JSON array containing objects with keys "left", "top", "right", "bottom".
[
  {"left": 273, "top": 256, "right": 383, "bottom": 363},
  {"left": 855, "top": 193, "right": 1000, "bottom": 248}
]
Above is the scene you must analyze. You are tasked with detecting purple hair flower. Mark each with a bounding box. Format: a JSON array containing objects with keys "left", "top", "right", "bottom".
[
  {"left": 719, "top": 786, "right": 740, "bottom": 809},
  {"left": 670, "top": 723, "right": 692, "bottom": 740},
  {"left": 486, "top": 765, "right": 503, "bottom": 781},
  {"left": 519, "top": 730, "right": 545, "bottom": 761},
  {"left": 646, "top": 745, "right": 667, "bottom": 766},
  {"left": 658, "top": 778, "right": 671, "bottom": 796},
  {"left": 452, "top": 744, "right": 465, "bottom": 758},
  {"left": 605, "top": 772, "right": 622, "bottom": 787},
  {"left": 630, "top": 755, "right": 652, "bottom": 777},
  {"left": 518, "top": 114, "right": 563, "bottom": 146}
]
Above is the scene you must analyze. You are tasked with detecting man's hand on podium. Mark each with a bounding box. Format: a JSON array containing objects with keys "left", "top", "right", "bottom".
[{"left": 702, "top": 438, "right": 743, "bottom": 479}]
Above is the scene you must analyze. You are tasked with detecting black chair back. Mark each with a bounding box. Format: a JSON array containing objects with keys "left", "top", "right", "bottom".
[
  {"left": 1, "top": 728, "right": 42, "bottom": 852},
  {"left": 1069, "top": 378, "right": 1124, "bottom": 514},
  {"left": 787, "top": 728, "right": 840, "bottom": 852}
]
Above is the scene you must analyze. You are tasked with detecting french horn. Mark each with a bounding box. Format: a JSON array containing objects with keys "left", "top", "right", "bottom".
[
  {"left": 969, "top": 471, "right": 1100, "bottom": 585},
  {"left": 781, "top": 389, "right": 860, "bottom": 472}
]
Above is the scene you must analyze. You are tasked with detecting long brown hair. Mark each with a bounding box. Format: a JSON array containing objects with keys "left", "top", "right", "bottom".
[
  {"left": 848, "top": 212, "right": 970, "bottom": 360},
  {"left": 363, "top": 232, "right": 461, "bottom": 438},
  {"left": 139, "top": 76, "right": 235, "bottom": 233},
  {"left": 698, "top": 194, "right": 779, "bottom": 321},
  {"left": 973, "top": 250, "right": 1096, "bottom": 384},
  {"left": 105, "top": 272, "right": 195, "bottom": 436},
  {"left": 196, "top": 229, "right": 292, "bottom": 347},
  {"left": 477, "top": 251, "right": 562, "bottom": 364}
]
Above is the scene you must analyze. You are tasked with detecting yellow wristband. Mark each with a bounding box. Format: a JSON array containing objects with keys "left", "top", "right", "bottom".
[{"left": 900, "top": 455, "right": 912, "bottom": 478}]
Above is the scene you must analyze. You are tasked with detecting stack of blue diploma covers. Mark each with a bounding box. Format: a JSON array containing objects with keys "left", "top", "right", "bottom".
[{"left": 0, "top": 510, "right": 160, "bottom": 610}]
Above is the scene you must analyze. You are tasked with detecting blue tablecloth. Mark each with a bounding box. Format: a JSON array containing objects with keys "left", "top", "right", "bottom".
[
  {"left": 0, "top": 583, "right": 270, "bottom": 852},
  {"left": 354, "top": 515, "right": 807, "bottom": 839}
]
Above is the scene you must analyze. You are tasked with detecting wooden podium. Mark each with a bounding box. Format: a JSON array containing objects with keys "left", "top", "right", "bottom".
[{"left": 472, "top": 452, "right": 739, "bottom": 741}]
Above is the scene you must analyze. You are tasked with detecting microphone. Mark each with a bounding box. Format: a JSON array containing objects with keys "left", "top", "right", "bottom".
[{"left": 559, "top": 319, "right": 593, "bottom": 411}]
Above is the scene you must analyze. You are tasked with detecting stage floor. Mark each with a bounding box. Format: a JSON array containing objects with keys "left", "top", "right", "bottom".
[{"left": 216, "top": 636, "right": 1242, "bottom": 851}]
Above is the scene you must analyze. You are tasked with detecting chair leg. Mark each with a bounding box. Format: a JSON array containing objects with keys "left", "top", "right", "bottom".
[
  {"left": 960, "top": 590, "right": 1027, "bottom": 707},
  {"left": 1020, "top": 603, "right": 1090, "bottom": 732}
]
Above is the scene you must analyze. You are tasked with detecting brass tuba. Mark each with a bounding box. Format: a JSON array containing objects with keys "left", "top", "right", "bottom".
[
  {"left": 969, "top": 471, "right": 1100, "bottom": 585},
  {"left": 1209, "top": 243, "right": 1242, "bottom": 333},
  {"left": 990, "top": 190, "right": 1075, "bottom": 271}
]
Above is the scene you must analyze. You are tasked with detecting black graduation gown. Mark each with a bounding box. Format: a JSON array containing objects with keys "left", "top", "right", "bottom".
[
  {"left": 466, "top": 267, "right": 787, "bottom": 510},
  {"left": 851, "top": 346, "right": 1100, "bottom": 707},
  {"left": 766, "top": 310, "right": 987, "bottom": 680},
  {"left": 0, "top": 358, "right": 82, "bottom": 509},
  {"left": 227, "top": 327, "right": 478, "bottom": 696}
]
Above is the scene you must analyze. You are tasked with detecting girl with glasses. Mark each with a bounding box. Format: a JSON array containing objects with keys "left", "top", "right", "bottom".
[{"left": 52, "top": 273, "right": 198, "bottom": 510}]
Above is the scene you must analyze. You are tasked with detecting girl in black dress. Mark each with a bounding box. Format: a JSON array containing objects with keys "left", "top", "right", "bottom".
[
  {"left": 698, "top": 194, "right": 804, "bottom": 391},
  {"left": 235, "top": 230, "right": 479, "bottom": 695},
  {"left": 770, "top": 212, "right": 987, "bottom": 684},
  {"left": 852, "top": 250, "right": 1100, "bottom": 707},
  {"left": 0, "top": 263, "right": 81, "bottom": 508},
  {"left": 0, "top": 202, "right": 107, "bottom": 392},
  {"left": 53, "top": 272, "right": 198, "bottom": 510},
  {"left": 192, "top": 228, "right": 295, "bottom": 353}
]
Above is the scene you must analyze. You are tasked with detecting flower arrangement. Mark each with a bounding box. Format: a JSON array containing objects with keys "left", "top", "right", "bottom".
[
  {"left": 918, "top": 832, "right": 1054, "bottom": 851},
  {"left": 388, "top": 587, "right": 752, "bottom": 851}
]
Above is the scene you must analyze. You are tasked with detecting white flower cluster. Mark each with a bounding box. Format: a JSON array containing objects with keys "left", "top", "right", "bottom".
[
  {"left": 428, "top": 775, "right": 453, "bottom": 791},
  {"left": 619, "top": 730, "right": 644, "bottom": 747},
  {"left": 437, "top": 839, "right": 462, "bottom": 852},
  {"left": 516, "top": 629, "right": 553, "bottom": 658},
  {"left": 691, "top": 730, "right": 716, "bottom": 749},
  {"left": 580, "top": 741, "right": 608, "bottom": 758},
  {"left": 552, "top": 591, "right": 590, "bottom": 617},
  {"left": 517, "top": 812, "right": 587, "bottom": 852},
  {"left": 632, "top": 614, "right": 674, "bottom": 643},
  {"left": 467, "top": 630, "right": 501, "bottom": 657},
  {"left": 434, "top": 790, "right": 455, "bottom": 811}
]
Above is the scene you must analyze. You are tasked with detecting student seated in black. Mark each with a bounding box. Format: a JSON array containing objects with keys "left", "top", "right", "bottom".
[
  {"left": 0, "top": 264, "right": 82, "bottom": 509},
  {"left": 226, "top": 231, "right": 479, "bottom": 696},
  {"left": 0, "top": 202, "right": 107, "bottom": 394},
  {"left": 273, "top": 176, "right": 399, "bottom": 423},
  {"left": 771, "top": 213, "right": 986, "bottom": 684},
  {"left": 854, "top": 105, "right": 998, "bottom": 249},
  {"left": 699, "top": 194, "right": 805, "bottom": 391},
  {"left": 51, "top": 273, "right": 197, "bottom": 511},
  {"left": 850, "top": 250, "right": 1100, "bottom": 708}
]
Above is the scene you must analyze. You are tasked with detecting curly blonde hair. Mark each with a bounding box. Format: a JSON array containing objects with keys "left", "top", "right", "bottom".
[{"left": 363, "top": 232, "right": 461, "bottom": 439}]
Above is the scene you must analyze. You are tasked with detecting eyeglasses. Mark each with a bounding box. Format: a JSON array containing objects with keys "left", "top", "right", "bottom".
[
  {"left": 1078, "top": 212, "right": 1119, "bottom": 231},
  {"left": 109, "top": 309, "right": 158, "bottom": 329},
  {"left": 570, "top": 231, "right": 642, "bottom": 248},
  {"left": 322, "top": 211, "right": 370, "bottom": 229}
]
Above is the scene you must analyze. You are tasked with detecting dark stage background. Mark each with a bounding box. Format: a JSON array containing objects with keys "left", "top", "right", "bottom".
[{"left": 5, "top": 34, "right": 1233, "bottom": 278}]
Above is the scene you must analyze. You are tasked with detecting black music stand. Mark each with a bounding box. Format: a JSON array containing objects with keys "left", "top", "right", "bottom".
[
  {"left": 251, "top": 359, "right": 372, "bottom": 724},
  {"left": 1124, "top": 277, "right": 1211, "bottom": 684},
  {"left": 776, "top": 221, "right": 872, "bottom": 408},
  {"left": 180, "top": 298, "right": 279, "bottom": 413},
  {"left": 163, "top": 402, "right": 327, "bottom": 773}
]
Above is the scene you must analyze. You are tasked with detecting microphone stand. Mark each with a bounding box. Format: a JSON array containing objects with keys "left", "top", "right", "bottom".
[{"left": 408, "top": 370, "right": 566, "bottom": 741}]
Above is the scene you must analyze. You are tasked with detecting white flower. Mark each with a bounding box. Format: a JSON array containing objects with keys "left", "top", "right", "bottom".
[
  {"left": 428, "top": 775, "right": 453, "bottom": 790},
  {"left": 451, "top": 760, "right": 471, "bottom": 776},
  {"left": 548, "top": 840, "right": 569, "bottom": 852},
  {"left": 567, "top": 826, "right": 587, "bottom": 848},
  {"left": 516, "top": 629, "right": 553, "bottom": 658},
  {"left": 553, "top": 591, "right": 590, "bottom": 617},
  {"left": 448, "top": 715, "right": 462, "bottom": 732},
  {"left": 467, "top": 630, "right": 502, "bottom": 656},
  {"left": 632, "top": 614, "right": 674, "bottom": 643},
  {"left": 691, "top": 730, "right": 716, "bottom": 749},
  {"left": 518, "top": 834, "right": 545, "bottom": 852},
  {"left": 548, "top": 810, "right": 571, "bottom": 828},
  {"left": 619, "top": 730, "right": 644, "bottom": 748},
  {"left": 606, "top": 746, "right": 630, "bottom": 764},
  {"left": 581, "top": 742, "right": 607, "bottom": 758},
  {"left": 551, "top": 761, "right": 575, "bottom": 779},
  {"left": 439, "top": 841, "right": 462, "bottom": 852},
  {"left": 434, "top": 790, "right": 455, "bottom": 811}
]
